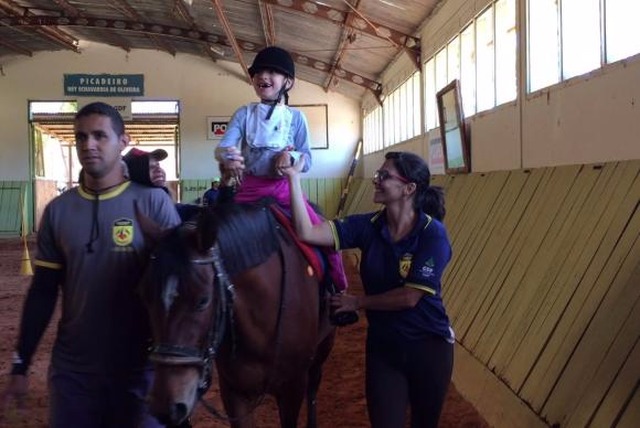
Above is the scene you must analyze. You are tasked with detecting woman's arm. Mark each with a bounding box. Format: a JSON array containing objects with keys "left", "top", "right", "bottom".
[
  {"left": 331, "top": 286, "right": 425, "bottom": 313},
  {"left": 284, "top": 158, "right": 335, "bottom": 247}
]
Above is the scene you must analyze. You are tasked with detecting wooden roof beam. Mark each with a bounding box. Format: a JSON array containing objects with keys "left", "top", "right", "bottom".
[
  {"left": 107, "top": 0, "right": 176, "bottom": 56},
  {"left": 6, "top": 14, "right": 382, "bottom": 92},
  {"left": 0, "top": 38, "right": 32, "bottom": 56},
  {"left": 210, "top": 0, "right": 251, "bottom": 83},
  {"left": 173, "top": 0, "right": 197, "bottom": 28},
  {"left": 52, "top": 0, "right": 130, "bottom": 52},
  {"left": 35, "top": 26, "right": 80, "bottom": 51},
  {"left": 258, "top": 0, "right": 276, "bottom": 46},
  {"left": 339, "top": 0, "right": 420, "bottom": 70},
  {"left": 0, "top": 0, "right": 79, "bottom": 52},
  {"left": 261, "top": 0, "right": 420, "bottom": 50},
  {"left": 51, "top": 0, "right": 80, "bottom": 17},
  {"left": 324, "top": 0, "right": 359, "bottom": 92},
  {"left": 174, "top": 0, "right": 219, "bottom": 63}
]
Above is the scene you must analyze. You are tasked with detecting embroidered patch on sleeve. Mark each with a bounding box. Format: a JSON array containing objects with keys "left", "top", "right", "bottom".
[{"left": 419, "top": 257, "right": 436, "bottom": 279}]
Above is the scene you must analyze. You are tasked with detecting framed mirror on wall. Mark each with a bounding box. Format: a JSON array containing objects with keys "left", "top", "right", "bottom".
[{"left": 436, "top": 80, "right": 470, "bottom": 174}]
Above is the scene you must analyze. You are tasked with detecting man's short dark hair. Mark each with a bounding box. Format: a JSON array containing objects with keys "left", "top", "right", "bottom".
[{"left": 75, "top": 102, "right": 125, "bottom": 136}]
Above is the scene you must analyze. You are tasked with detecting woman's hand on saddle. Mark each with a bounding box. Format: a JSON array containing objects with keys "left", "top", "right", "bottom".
[
  {"left": 281, "top": 155, "right": 306, "bottom": 178},
  {"left": 221, "top": 147, "right": 245, "bottom": 184},
  {"left": 273, "top": 151, "right": 294, "bottom": 176}
]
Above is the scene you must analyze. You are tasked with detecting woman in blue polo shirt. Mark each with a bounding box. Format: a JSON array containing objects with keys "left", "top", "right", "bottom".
[{"left": 285, "top": 151, "right": 454, "bottom": 428}]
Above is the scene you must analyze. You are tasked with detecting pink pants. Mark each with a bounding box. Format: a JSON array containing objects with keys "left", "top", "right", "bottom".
[{"left": 235, "top": 175, "right": 348, "bottom": 291}]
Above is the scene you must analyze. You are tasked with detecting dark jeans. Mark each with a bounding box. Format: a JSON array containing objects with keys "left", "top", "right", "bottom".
[
  {"left": 48, "top": 366, "right": 163, "bottom": 428},
  {"left": 366, "top": 333, "right": 454, "bottom": 428}
]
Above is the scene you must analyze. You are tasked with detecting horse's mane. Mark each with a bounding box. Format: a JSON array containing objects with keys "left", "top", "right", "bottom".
[{"left": 201, "top": 201, "right": 281, "bottom": 276}]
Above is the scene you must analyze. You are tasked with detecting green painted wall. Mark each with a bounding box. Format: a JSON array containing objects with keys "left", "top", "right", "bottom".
[
  {"left": 180, "top": 177, "right": 346, "bottom": 219},
  {"left": 0, "top": 181, "right": 30, "bottom": 237}
]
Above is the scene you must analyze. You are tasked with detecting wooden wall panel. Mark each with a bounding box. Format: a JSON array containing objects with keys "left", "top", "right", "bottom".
[
  {"left": 0, "top": 182, "right": 24, "bottom": 236},
  {"left": 588, "top": 337, "right": 640, "bottom": 427},
  {"left": 490, "top": 165, "right": 601, "bottom": 380},
  {"left": 521, "top": 161, "right": 640, "bottom": 412},
  {"left": 499, "top": 165, "right": 610, "bottom": 387},
  {"left": 614, "top": 370, "right": 640, "bottom": 428}
]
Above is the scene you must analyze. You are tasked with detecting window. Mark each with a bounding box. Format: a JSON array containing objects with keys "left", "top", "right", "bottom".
[
  {"left": 606, "top": 0, "right": 640, "bottom": 62},
  {"left": 424, "top": 59, "right": 438, "bottom": 131},
  {"left": 412, "top": 73, "right": 421, "bottom": 136},
  {"left": 562, "top": 0, "right": 600, "bottom": 79},
  {"left": 363, "top": 106, "right": 383, "bottom": 154},
  {"left": 476, "top": 7, "right": 495, "bottom": 112},
  {"left": 447, "top": 37, "right": 461, "bottom": 82},
  {"left": 381, "top": 73, "right": 421, "bottom": 147},
  {"left": 423, "top": 0, "right": 516, "bottom": 123},
  {"left": 528, "top": 0, "right": 640, "bottom": 92},
  {"left": 495, "top": 0, "right": 517, "bottom": 104},
  {"left": 460, "top": 24, "right": 477, "bottom": 116},
  {"left": 131, "top": 100, "right": 179, "bottom": 114},
  {"left": 528, "top": 0, "right": 560, "bottom": 92}
]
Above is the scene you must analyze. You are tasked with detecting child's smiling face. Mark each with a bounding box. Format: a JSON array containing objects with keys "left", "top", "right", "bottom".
[{"left": 252, "top": 68, "right": 292, "bottom": 102}]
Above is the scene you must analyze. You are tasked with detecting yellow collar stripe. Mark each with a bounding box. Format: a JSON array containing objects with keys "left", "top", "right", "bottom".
[{"left": 78, "top": 181, "right": 131, "bottom": 201}]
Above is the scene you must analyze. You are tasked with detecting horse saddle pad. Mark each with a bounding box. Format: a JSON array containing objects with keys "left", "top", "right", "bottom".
[{"left": 268, "top": 205, "right": 325, "bottom": 281}]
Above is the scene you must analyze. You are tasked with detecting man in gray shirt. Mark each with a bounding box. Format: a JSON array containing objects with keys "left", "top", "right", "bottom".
[{"left": 0, "top": 102, "right": 181, "bottom": 427}]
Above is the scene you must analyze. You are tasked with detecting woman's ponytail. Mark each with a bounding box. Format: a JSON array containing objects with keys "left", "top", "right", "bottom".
[{"left": 422, "top": 185, "right": 446, "bottom": 221}]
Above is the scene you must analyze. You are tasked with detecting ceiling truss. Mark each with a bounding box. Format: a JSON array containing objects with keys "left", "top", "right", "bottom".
[
  {"left": 0, "top": 0, "right": 440, "bottom": 100},
  {"left": 2, "top": 14, "right": 382, "bottom": 92}
]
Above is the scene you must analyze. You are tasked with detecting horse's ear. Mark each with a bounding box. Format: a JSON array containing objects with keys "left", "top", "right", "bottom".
[
  {"left": 135, "top": 201, "right": 168, "bottom": 248},
  {"left": 196, "top": 209, "right": 218, "bottom": 252}
]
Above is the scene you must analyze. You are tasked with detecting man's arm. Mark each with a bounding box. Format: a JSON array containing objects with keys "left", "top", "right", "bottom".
[
  {"left": 12, "top": 267, "right": 62, "bottom": 375},
  {"left": 1, "top": 267, "right": 61, "bottom": 418}
]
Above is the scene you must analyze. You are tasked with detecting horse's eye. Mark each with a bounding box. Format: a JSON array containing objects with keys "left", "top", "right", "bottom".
[{"left": 196, "top": 296, "right": 211, "bottom": 311}]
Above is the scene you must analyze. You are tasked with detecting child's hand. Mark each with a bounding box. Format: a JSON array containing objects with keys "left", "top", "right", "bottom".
[{"left": 222, "top": 147, "right": 244, "bottom": 184}]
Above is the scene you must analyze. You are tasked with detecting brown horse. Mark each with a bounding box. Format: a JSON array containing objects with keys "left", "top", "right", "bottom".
[{"left": 138, "top": 202, "right": 336, "bottom": 428}]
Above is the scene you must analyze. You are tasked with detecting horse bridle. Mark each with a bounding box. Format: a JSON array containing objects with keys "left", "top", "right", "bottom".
[
  {"left": 148, "top": 219, "right": 290, "bottom": 425},
  {"left": 148, "top": 243, "right": 235, "bottom": 396}
]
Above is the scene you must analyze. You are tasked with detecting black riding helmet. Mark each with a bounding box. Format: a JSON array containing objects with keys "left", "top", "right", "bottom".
[
  {"left": 249, "top": 46, "right": 295, "bottom": 119},
  {"left": 248, "top": 46, "right": 295, "bottom": 78}
]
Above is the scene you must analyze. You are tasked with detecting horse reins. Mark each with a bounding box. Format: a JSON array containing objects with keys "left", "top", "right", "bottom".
[{"left": 197, "top": 224, "right": 290, "bottom": 423}]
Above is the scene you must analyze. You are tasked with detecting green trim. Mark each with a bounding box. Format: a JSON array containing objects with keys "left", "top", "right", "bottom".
[
  {"left": 0, "top": 181, "right": 29, "bottom": 237},
  {"left": 179, "top": 177, "right": 345, "bottom": 217}
]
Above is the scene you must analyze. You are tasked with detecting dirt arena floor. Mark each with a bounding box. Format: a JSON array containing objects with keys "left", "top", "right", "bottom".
[{"left": 0, "top": 237, "right": 488, "bottom": 427}]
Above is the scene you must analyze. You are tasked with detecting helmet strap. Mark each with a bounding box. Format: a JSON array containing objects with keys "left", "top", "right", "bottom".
[{"left": 265, "top": 85, "right": 289, "bottom": 120}]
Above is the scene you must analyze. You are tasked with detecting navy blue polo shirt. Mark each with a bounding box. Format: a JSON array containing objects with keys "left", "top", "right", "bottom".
[{"left": 331, "top": 210, "right": 455, "bottom": 344}]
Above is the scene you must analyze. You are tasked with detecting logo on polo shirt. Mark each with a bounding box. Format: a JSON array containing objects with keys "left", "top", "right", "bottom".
[
  {"left": 420, "top": 258, "right": 436, "bottom": 279},
  {"left": 399, "top": 253, "right": 413, "bottom": 279},
  {"left": 112, "top": 218, "right": 134, "bottom": 246}
]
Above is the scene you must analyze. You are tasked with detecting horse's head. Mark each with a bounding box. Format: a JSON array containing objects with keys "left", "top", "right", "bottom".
[{"left": 138, "top": 211, "right": 229, "bottom": 427}]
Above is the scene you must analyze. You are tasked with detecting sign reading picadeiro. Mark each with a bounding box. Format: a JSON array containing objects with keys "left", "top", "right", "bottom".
[{"left": 64, "top": 74, "right": 144, "bottom": 97}]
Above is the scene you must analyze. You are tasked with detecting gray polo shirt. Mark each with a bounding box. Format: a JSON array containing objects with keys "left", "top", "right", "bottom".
[{"left": 35, "top": 181, "right": 181, "bottom": 374}]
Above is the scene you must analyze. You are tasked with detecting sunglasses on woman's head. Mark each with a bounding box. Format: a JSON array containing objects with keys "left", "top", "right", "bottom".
[{"left": 373, "top": 169, "right": 410, "bottom": 184}]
